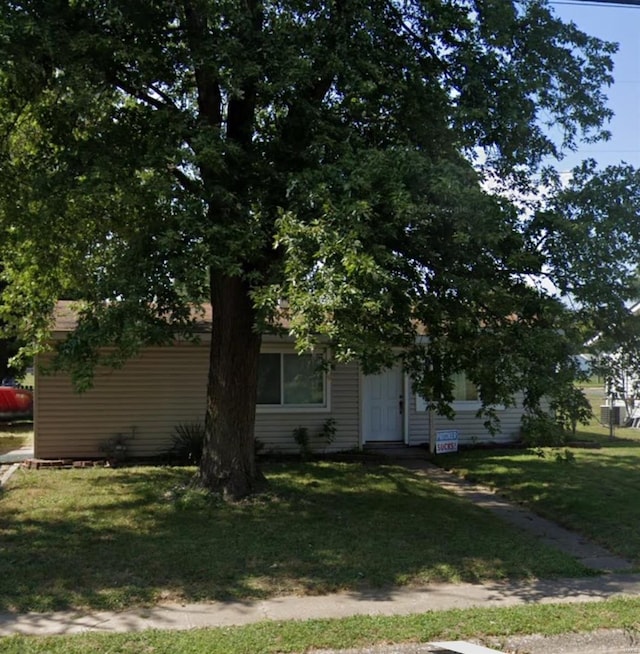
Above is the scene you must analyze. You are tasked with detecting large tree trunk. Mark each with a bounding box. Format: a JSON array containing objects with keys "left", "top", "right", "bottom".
[{"left": 197, "top": 272, "right": 263, "bottom": 499}]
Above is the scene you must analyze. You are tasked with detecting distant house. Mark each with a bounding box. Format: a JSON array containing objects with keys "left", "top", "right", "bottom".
[
  {"left": 583, "top": 302, "right": 640, "bottom": 427},
  {"left": 33, "top": 302, "right": 526, "bottom": 460}
]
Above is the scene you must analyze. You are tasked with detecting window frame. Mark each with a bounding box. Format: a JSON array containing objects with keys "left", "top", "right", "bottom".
[
  {"left": 450, "top": 371, "right": 481, "bottom": 410},
  {"left": 414, "top": 372, "right": 484, "bottom": 412},
  {"left": 256, "top": 347, "right": 330, "bottom": 413}
]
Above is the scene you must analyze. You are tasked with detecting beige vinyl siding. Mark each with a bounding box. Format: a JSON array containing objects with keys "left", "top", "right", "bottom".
[
  {"left": 35, "top": 344, "right": 210, "bottom": 459},
  {"left": 255, "top": 361, "right": 360, "bottom": 453},
  {"left": 35, "top": 339, "right": 360, "bottom": 459},
  {"left": 408, "top": 395, "right": 523, "bottom": 446}
]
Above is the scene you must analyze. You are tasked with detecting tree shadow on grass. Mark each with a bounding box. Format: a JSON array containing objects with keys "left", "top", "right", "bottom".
[
  {"left": 440, "top": 445, "right": 640, "bottom": 563},
  {"left": 0, "top": 462, "right": 592, "bottom": 613}
]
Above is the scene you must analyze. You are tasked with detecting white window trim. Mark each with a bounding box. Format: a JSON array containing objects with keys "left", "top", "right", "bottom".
[
  {"left": 256, "top": 348, "right": 331, "bottom": 414},
  {"left": 451, "top": 400, "right": 483, "bottom": 411}
]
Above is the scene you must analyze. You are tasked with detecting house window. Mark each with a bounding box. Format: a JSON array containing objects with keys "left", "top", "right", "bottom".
[
  {"left": 257, "top": 352, "right": 326, "bottom": 408},
  {"left": 452, "top": 372, "right": 479, "bottom": 403},
  {"left": 415, "top": 371, "right": 480, "bottom": 411}
]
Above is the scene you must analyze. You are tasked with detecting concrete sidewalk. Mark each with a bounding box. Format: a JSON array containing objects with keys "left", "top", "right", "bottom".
[
  {"left": 0, "top": 447, "right": 33, "bottom": 488},
  {"left": 0, "top": 445, "right": 33, "bottom": 465},
  {"left": 2, "top": 573, "right": 640, "bottom": 637}
]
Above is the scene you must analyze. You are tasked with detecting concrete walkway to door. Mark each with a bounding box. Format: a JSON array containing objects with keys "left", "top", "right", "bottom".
[{"left": 374, "top": 445, "right": 633, "bottom": 573}]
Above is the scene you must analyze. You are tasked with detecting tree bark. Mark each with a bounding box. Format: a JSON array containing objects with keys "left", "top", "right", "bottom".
[{"left": 197, "top": 271, "right": 263, "bottom": 500}]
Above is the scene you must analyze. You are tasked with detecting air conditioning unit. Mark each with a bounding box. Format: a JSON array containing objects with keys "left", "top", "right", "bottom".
[{"left": 600, "top": 404, "right": 627, "bottom": 427}]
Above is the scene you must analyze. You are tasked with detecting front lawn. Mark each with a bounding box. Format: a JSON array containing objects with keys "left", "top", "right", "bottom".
[
  {"left": 0, "top": 461, "right": 590, "bottom": 612},
  {"left": 438, "top": 426, "right": 640, "bottom": 564},
  {"left": 0, "top": 424, "right": 33, "bottom": 455}
]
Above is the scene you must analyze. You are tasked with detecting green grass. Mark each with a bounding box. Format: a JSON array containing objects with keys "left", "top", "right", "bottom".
[
  {"left": 437, "top": 420, "right": 640, "bottom": 564},
  {"left": 0, "top": 425, "right": 33, "bottom": 455},
  {"left": 3, "top": 597, "right": 640, "bottom": 653},
  {"left": 0, "top": 462, "right": 590, "bottom": 612}
]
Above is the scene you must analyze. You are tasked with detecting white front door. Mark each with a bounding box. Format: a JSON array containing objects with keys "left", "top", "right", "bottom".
[{"left": 362, "top": 365, "right": 404, "bottom": 442}]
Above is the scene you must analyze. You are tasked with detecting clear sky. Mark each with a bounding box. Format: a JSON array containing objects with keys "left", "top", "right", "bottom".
[{"left": 548, "top": 0, "right": 640, "bottom": 172}]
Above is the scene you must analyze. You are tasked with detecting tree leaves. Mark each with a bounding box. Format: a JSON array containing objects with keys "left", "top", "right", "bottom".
[{"left": 0, "top": 0, "right": 636, "bottom": 419}]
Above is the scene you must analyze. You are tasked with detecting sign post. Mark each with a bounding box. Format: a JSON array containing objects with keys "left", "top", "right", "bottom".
[{"left": 428, "top": 404, "right": 436, "bottom": 454}]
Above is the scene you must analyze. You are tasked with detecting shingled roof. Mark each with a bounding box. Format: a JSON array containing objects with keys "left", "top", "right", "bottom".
[{"left": 51, "top": 300, "right": 214, "bottom": 333}]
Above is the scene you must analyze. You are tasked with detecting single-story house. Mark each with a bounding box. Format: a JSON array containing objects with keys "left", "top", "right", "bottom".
[{"left": 34, "top": 302, "right": 525, "bottom": 459}]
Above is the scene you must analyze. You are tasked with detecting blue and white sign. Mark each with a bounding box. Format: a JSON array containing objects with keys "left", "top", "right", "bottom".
[{"left": 435, "top": 430, "right": 459, "bottom": 454}]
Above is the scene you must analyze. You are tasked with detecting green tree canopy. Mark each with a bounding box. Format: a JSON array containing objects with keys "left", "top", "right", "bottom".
[{"left": 1, "top": 0, "right": 640, "bottom": 497}]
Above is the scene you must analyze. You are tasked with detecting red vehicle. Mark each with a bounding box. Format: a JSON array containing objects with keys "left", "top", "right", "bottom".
[{"left": 0, "top": 386, "right": 33, "bottom": 421}]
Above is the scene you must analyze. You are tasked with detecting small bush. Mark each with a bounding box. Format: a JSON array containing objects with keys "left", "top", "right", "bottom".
[
  {"left": 292, "top": 420, "right": 338, "bottom": 458},
  {"left": 167, "top": 422, "right": 205, "bottom": 465},
  {"left": 292, "top": 426, "right": 311, "bottom": 459},
  {"left": 319, "top": 417, "right": 337, "bottom": 450},
  {"left": 520, "top": 413, "right": 566, "bottom": 447},
  {"left": 100, "top": 427, "right": 136, "bottom": 465},
  {"left": 551, "top": 386, "right": 592, "bottom": 437}
]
